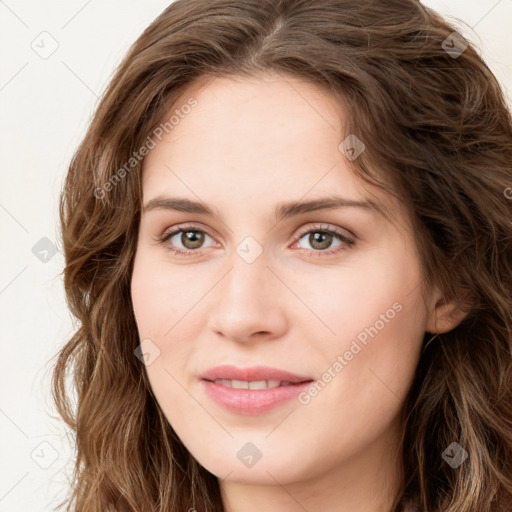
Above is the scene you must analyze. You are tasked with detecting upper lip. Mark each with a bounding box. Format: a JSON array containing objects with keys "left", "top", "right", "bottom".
[{"left": 199, "top": 365, "right": 313, "bottom": 384}]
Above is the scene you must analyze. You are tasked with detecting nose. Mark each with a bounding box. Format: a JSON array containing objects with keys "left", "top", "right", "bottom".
[{"left": 206, "top": 254, "right": 289, "bottom": 344}]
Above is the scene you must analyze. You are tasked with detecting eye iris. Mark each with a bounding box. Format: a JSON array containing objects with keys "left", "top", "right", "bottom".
[
  {"left": 182, "top": 230, "right": 204, "bottom": 249},
  {"left": 309, "top": 231, "right": 332, "bottom": 250}
]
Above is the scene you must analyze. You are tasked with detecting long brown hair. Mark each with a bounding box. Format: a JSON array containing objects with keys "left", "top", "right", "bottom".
[{"left": 52, "top": 0, "right": 512, "bottom": 510}]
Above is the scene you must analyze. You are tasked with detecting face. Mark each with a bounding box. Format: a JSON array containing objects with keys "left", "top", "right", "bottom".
[{"left": 130, "top": 73, "right": 431, "bottom": 488}]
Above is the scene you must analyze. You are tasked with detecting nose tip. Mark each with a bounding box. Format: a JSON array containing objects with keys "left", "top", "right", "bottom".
[{"left": 206, "top": 260, "right": 288, "bottom": 344}]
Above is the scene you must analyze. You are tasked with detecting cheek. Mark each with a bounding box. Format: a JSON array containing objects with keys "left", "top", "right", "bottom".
[
  {"left": 130, "top": 248, "right": 203, "bottom": 389},
  {"left": 299, "top": 249, "right": 426, "bottom": 432},
  {"left": 130, "top": 248, "right": 192, "bottom": 337},
  {"left": 302, "top": 238, "right": 424, "bottom": 373},
  {"left": 130, "top": 253, "right": 195, "bottom": 432},
  {"left": 299, "top": 242, "right": 424, "bottom": 349},
  {"left": 334, "top": 292, "right": 424, "bottom": 395}
]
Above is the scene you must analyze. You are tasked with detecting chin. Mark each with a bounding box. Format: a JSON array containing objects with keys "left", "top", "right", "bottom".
[{"left": 192, "top": 440, "right": 317, "bottom": 486}]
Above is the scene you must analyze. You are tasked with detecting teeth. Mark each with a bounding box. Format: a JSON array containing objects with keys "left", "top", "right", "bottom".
[
  {"left": 248, "top": 380, "right": 268, "bottom": 390},
  {"left": 231, "top": 379, "right": 249, "bottom": 389},
  {"left": 213, "top": 379, "right": 283, "bottom": 389}
]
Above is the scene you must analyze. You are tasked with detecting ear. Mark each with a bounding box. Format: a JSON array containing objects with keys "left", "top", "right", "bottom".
[{"left": 425, "top": 288, "right": 473, "bottom": 334}]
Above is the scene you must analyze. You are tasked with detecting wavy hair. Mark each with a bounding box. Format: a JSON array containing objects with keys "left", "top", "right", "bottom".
[{"left": 52, "top": 0, "right": 512, "bottom": 510}]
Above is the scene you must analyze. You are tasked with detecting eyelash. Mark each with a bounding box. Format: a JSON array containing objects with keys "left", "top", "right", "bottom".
[{"left": 157, "top": 222, "right": 355, "bottom": 257}]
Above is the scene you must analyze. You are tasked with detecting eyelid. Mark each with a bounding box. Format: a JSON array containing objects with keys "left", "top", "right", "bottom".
[
  {"left": 164, "top": 222, "right": 214, "bottom": 235},
  {"left": 294, "top": 223, "right": 355, "bottom": 243},
  {"left": 159, "top": 222, "right": 354, "bottom": 242}
]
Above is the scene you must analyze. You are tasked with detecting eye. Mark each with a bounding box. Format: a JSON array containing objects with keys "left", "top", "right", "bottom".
[
  {"left": 293, "top": 223, "right": 355, "bottom": 256},
  {"left": 158, "top": 223, "right": 216, "bottom": 256},
  {"left": 157, "top": 222, "right": 355, "bottom": 256}
]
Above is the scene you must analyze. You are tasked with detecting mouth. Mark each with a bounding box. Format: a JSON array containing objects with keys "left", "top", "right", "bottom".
[
  {"left": 199, "top": 364, "right": 313, "bottom": 385},
  {"left": 203, "top": 378, "right": 313, "bottom": 389},
  {"left": 199, "top": 368, "right": 314, "bottom": 415}
]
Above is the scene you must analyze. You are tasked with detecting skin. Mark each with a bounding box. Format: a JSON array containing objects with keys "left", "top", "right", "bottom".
[{"left": 130, "top": 72, "right": 468, "bottom": 512}]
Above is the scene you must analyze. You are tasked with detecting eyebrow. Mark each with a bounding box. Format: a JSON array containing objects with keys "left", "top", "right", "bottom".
[{"left": 142, "top": 195, "right": 389, "bottom": 221}]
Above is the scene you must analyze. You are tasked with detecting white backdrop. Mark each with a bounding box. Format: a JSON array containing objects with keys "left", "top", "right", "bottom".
[{"left": 0, "top": 1, "right": 511, "bottom": 510}]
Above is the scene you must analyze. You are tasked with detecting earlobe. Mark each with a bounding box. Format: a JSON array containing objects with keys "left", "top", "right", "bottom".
[{"left": 425, "top": 290, "right": 473, "bottom": 334}]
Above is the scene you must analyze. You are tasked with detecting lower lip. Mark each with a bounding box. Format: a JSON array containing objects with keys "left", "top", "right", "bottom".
[{"left": 200, "top": 379, "right": 313, "bottom": 415}]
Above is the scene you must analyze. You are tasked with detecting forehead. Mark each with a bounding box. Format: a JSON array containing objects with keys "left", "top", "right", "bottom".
[
  {"left": 155, "top": 74, "right": 342, "bottom": 154},
  {"left": 140, "top": 73, "right": 398, "bottom": 226}
]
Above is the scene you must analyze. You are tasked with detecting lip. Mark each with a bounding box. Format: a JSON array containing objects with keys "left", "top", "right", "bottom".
[
  {"left": 199, "top": 365, "right": 313, "bottom": 384},
  {"left": 199, "top": 365, "right": 314, "bottom": 415}
]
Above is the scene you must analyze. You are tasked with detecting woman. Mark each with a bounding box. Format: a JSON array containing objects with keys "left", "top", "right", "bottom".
[{"left": 52, "top": 0, "right": 512, "bottom": 510}]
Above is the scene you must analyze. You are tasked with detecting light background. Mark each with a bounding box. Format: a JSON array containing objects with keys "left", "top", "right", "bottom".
[{"left": 0, "top": 1, "right": 511, "bottom": 510}]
